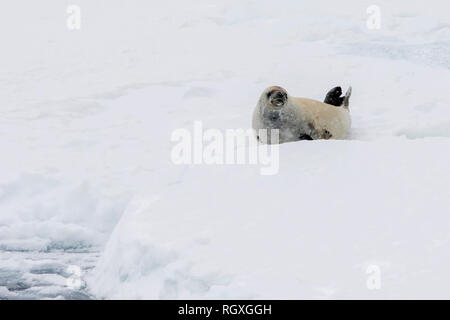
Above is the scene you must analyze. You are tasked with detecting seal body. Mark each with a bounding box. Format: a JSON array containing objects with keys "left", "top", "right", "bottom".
[{"left": 253, "top": 86, "right": 351, "bottom": 144}]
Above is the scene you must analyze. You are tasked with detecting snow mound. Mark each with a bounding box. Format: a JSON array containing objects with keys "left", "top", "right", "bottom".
[{"left": 90, "top": 138, "right": 450, "bottom": 299}]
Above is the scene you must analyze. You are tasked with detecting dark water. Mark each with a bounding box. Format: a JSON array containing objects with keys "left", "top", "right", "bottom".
[{"left": 0, "top": 249, "right": 99, "bottom": 300}]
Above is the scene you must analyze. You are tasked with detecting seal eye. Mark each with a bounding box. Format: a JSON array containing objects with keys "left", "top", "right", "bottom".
[{"left": 266, "top": 90, "right": 275, "bottom": 99}]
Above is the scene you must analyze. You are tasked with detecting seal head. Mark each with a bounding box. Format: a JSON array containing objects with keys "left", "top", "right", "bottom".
[
  {"left": 263, "top": 86, "right": 288, "bottom": 107},
  {"left": 258, "top": 86, "right": 291, "bottom": 129}
]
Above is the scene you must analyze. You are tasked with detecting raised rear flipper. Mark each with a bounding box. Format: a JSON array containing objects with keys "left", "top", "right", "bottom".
[{"left": 324, "top": 86, "right": 352, "bottom": 108}]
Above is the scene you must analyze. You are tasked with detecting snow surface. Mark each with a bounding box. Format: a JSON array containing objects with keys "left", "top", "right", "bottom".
[{"left": 1, "top": 0, "right": 450, "bottom": 299}]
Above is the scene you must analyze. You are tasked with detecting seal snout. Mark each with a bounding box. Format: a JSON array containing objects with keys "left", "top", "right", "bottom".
[{"left": 267, "top": 88, "right": 288, "bottom": 107}]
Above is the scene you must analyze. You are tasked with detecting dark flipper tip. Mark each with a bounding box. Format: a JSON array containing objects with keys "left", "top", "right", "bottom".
[
  {"left": 324, "top": 86, "right": 351, "bottom": 107},
  {"left": 299, "top": 134, "right": 313, "bottom": 141},
  {"left": 324, "top": 86, "right": 344, "bottom": 106}
]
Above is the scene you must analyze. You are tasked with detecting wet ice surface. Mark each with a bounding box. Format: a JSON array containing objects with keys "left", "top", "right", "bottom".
[{"left": 0, "top": 248, "right": 99, "bottom": 299}]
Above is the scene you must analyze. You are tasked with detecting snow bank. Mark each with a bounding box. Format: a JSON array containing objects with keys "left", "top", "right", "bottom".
[{"left": 90, "top": 138, "right": 450, "bottom": 299}]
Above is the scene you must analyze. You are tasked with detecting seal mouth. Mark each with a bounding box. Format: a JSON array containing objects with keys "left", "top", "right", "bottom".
[{"left": 271, "top": 98, "right": 285, "bottom": 107}]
